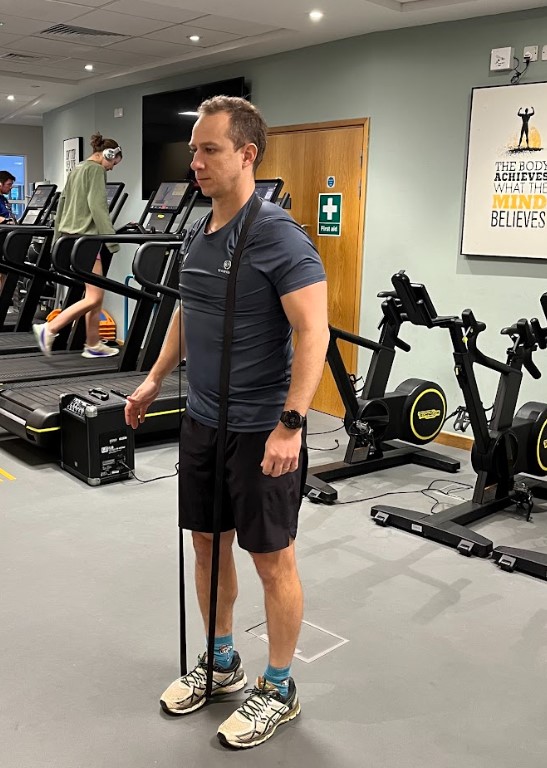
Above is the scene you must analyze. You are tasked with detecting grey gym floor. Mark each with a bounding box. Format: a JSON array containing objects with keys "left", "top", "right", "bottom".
[{"left": 1, "top": 410, "right": 547, "bottom": 768}]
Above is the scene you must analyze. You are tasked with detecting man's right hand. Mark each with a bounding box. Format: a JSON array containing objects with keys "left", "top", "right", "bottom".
[{"left": 124, "top": 378, "right": 161, "bottom": 429}]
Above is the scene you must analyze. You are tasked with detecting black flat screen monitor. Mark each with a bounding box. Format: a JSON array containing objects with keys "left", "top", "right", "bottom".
[
  {"left": 29, "top": 184, "right": 55, "bottom": 208},
  {"left": 151, "top": 181, "right": 189, "bottom": 211},
  {"left": 142, "top": 77, "right": 249, "bottom": 200},
  {"left": 254, "top": 179, "right": 284, "bottom": 204}
]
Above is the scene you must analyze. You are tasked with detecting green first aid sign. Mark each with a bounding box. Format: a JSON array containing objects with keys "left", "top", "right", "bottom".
[{"left": 318, "top": 193, "right": 342, "bottom": 237}]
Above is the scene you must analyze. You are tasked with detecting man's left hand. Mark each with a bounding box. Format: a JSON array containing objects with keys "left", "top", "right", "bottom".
[{"left": 261, "top": 423, "right": 302, "bottom": 477}]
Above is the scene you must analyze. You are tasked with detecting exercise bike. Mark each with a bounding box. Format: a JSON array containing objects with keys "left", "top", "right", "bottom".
[
  {"left": 305, "top": 290, "right": 460, "bottom": 504},
  {"left": 371, "top": 272, "right": 547, "bottom": 580}
]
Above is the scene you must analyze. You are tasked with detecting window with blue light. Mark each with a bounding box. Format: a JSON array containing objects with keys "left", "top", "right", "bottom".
[{"left": 0, "top": 155, "right": 26, "bottom": 218}]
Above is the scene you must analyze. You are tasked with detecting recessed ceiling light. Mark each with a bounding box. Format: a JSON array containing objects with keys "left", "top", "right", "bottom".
[
  {"left": 188, "top": 35, "right": 200, "bottom": 42},
  {"left": 84, "top": 64, "right": 93, "bottom": 71},
  {"left": 7, "top": 94, "right": 14, "bottom": 101},
  {"left": 309, "top": 10, "right": 324, "bottom": 21},
  {"left": 178, "top": 111, "right": 199, "bottom": 116},
  {"left": 0, "top": 22, "right": 4, "bottom": 27}
]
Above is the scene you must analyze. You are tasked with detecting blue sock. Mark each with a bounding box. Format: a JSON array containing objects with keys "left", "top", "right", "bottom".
[
  {"left": 212, "top": 634, "right": 234, "bottom": 670},
  {"left": 264, "top": 663, "right": 291, "bottom": 699}
]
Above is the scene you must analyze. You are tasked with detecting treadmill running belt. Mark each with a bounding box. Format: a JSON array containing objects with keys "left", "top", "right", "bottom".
[
  {"left": 0, "top": 332, "right": 37, "bottom": 353},
  {"left": 0, "top": 351, "right": 120, "bottom": 384}
]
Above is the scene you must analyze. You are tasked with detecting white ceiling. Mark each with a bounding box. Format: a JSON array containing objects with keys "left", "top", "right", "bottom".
[{"left": 0, "top": 0, "right": 543, "bottom": 125}]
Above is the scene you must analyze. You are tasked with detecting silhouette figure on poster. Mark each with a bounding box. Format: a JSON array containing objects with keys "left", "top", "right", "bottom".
[{"left": 518, "top": 107, "right": 535, "bottom": 148}]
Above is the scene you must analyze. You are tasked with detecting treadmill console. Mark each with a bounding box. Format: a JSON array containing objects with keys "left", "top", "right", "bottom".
[
  {"left": 19, "top": 184, "right": 57, "bottom": 225},
  {"left": 28, "top": 184, "right": 56, "bottom": 208},
  {"left": 254, "top": 178, "right": 284, "bottom": 204},
  {"left": 106, "top": 182, "right": 124, "bottom": 210},
  {"left": 143, "top": 181, "right": 190, "bottom": 233}
]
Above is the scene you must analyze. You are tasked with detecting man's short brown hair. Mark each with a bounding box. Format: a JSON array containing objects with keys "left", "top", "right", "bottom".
[
  {"left": 197, "top": 96, "right": 267, "bottom": 169},
  {"left": 0, "top": 171, "right": 16, "bottom": 184}
]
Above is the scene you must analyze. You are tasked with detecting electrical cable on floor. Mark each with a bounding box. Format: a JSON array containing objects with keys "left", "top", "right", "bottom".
[
  {"left": 308, "top": 422, "right": 344, "bottom": 437},
  {"left": 121, "top": 461, "right": 179, "bottom": 484},
  {"left": 308, "top": 439, "right": 340, "bottom": 451},
  {"left": 307, "top": 420, "right": 344, "bottom": 451},
  {"left": 330, "top": 478, "right": 473, "bottom": 513}
]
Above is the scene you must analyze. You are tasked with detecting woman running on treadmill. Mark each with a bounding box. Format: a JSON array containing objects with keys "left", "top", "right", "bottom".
[{"left": 33, "top": 132, "right": 123, "bottom": 358}]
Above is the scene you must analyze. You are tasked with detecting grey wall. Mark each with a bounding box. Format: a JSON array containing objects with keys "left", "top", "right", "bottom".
[
  {"left": 0, "top": 124, "right": 44, "bottom": 192},
  {"left": 43, "top": 7, "right": 547, "bottom": 424}
]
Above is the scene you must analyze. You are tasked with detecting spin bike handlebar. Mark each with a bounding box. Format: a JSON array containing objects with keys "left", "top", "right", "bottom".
[
  {"left": 390, "top": 271, "right": 457, "bottom": 328},
  {"left": 500, "top": 318, "right": 542, "bottom": 380},
  {"left": 461, "top": 309, "right": 524, "bottom": 377},
  {"left": 529, "top": 293, "right": 547, "bottom": 349}
]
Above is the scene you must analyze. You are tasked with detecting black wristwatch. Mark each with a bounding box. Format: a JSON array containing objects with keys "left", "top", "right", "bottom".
[{"left": 279, "top": 410, "right": 306, "bottom": 430}]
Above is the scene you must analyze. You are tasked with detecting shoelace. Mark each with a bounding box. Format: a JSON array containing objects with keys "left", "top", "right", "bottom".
[
  {"left": 238, "top": 684, "right": 284, "bottom": 721},
  {"left": 178, "top": 654, "right": 209, "bottom": 688}
]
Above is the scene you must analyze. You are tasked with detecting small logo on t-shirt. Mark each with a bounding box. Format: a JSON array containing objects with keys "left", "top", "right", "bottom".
[{"left": 218, "top": 259, "right": 231, "bottom": 275}]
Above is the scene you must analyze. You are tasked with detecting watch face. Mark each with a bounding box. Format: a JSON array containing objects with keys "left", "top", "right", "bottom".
[{"left": 282, "top": 410, "right": 303, "bottom": 429}]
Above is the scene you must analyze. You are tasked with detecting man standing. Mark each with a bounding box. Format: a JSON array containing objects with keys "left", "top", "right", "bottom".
[
  {"left": 0, "top": 171, "right": 17, "bottom": 294},
  {"left": 125, "top": 95, "right": 329, "bottom": 749},
  {"left": 0, "top": 170, "right": 16, "bottom": 224}
]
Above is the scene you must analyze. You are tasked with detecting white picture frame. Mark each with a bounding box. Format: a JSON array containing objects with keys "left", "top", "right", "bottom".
[
  {"left": 461, "top": 82, "right": 547, "bottom": 260},
  {"left": 63, "top": 136, "right": 83, "bottom": 183}
]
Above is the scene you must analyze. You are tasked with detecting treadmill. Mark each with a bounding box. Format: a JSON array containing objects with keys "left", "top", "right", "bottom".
[
  {"left": 0, "top": 183, "right": 59, "bottom": 331},
  {"left": 0, "top": 239, "right": 189, "bottom": 448},
  {"left": 0, "top": 185, "right": 198, "bottom": 445},
  {"left": 0, "top": 182, "right": 127, "bottom": 354}
]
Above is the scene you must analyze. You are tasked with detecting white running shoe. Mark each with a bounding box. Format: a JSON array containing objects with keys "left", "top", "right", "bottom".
[
  {"left": 32, "top": 323, "right": 57, "bottom": 357},
  {"left": 81, "top": 341, "right": 120, "bottom": 358},
  {"left": 217, "top": 676, "right": 300, "bottom": 749},
  {"left": 160, "top": 652, "right": 247, "bottom": 715}
]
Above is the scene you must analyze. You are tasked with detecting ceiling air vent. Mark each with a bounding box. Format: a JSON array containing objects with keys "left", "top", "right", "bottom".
[
  {"left": 0, "top": 53, "right": 42, "bottom": 62},
  {"left": 40, "top": 23, "right": 126, "bottom": 45}
]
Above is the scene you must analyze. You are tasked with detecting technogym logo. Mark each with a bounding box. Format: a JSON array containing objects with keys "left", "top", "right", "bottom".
[{"left": 417, "top": 409, "right": 441, "bottom": 420}]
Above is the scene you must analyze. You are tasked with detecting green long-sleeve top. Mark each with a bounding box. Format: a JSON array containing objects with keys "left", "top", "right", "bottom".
[{"left": 54, "top": 159, "right": 118, "bottom": 252}]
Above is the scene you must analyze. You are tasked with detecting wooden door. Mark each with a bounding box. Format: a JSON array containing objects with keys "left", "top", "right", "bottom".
[{"left": 259, "top": 120, "right": 369, "bottom": 417}]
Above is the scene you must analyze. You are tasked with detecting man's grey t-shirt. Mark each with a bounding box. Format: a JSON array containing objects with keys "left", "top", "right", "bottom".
[{"left": 179, "top": 195, "right": 326, "bottom": 432}]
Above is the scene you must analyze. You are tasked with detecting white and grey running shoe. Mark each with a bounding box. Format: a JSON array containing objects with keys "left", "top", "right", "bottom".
[
  {"left": 160, "top": 652, "right": 247, "bottom": 716},
  {"left": 81, "top": 341, "right": 120, "bottom": 358},
  {"left": 217, "top": 676, "right": 300, "bottom": 749},
  {"left": 32, "top": 322, "right": 56, "bottom": 356}
]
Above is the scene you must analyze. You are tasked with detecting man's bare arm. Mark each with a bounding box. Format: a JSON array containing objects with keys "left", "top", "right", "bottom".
[
  {"left": 261, "top": 280, "right": 330, "bottom": 477},
  {"left": 124, "top": 306, "right": 186, "bottom": 428}
]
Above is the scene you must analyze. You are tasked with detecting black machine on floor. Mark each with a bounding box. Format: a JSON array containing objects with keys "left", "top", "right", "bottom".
[
  {"left": 60, "top": 391, "right": 135, "bottom": 485},
  {"left": 305, "top": 291, "right": 460, "bottom": 504},
  {"left": 0, "top": 239, "right": 189, "bottom": 449},
  {"left": 371, "top": 271, "right": 547, "bottom": 580}
]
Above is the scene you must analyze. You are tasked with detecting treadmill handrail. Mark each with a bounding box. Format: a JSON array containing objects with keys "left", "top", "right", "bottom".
[
  {"left": 4, "top": 230, "right": 80, "bottom": 289},
  {"left": 132, "top": 240, "right": 183, "bottom": 299},
  {"left": 1, "top": 228, "right": 67, "bottom": 283},
  {"left": 69, "top": 235, "right": 178, "bottom": 302}
]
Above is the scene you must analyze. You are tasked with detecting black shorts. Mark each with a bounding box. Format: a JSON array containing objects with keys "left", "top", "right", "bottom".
[{"left": 178, "top": 415, "right": 308, "bottom": 553}]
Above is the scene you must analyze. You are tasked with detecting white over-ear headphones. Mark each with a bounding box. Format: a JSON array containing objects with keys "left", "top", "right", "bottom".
[{"left": 103, "top": 146, "right": 122, "bottom": 160}]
